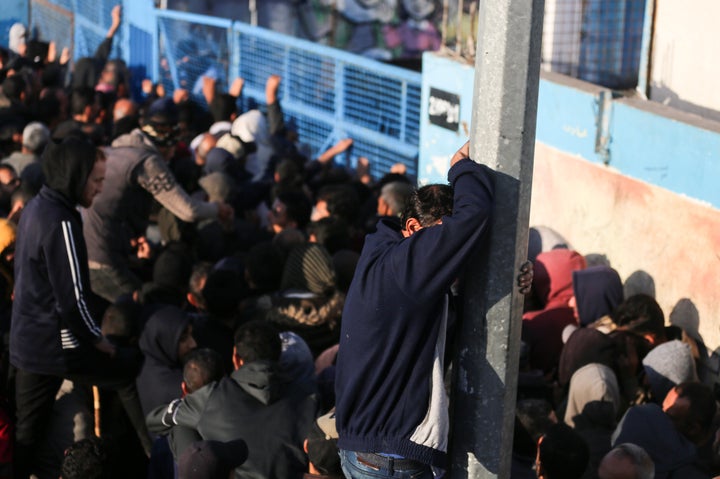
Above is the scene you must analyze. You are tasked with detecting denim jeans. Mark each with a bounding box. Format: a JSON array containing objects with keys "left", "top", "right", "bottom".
[{"left": 339, "top": 450, "right": 434, "bottom": 479}]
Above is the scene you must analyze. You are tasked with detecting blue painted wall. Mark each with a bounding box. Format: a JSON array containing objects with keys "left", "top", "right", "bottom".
[
  {"left": 417, "top": 55, "right": 475, "bottom": 185},
  {"left": 418, "top": 52, "right": 720, "bottom": 209},
  {"left": 611, "top": 100, "right": 720, "bottom": 205},
  {"left": 0, "top": 0, "right": 28, "bottom": 49}
]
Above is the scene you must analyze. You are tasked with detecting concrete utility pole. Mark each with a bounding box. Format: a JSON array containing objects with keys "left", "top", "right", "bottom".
[{"left": 448, "top": 0, "right": 545, "bottom": 478}]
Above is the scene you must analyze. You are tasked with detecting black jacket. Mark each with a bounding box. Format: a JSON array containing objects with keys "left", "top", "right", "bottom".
[
  {"left": 11, "top": 185, "right": 103, "bottom": 375},
  {"left": 147, "top": 360, "right": 318, "bottom": 479}
]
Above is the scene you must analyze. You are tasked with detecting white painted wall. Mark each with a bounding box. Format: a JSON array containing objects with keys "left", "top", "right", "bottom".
[{"left": 649, "top": 0, "right": 720, "bottom": 121}]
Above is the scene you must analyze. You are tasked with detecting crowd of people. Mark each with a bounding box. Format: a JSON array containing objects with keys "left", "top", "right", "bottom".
[{"left": 0, "top": 4, "right": 718, "bottom": 479}]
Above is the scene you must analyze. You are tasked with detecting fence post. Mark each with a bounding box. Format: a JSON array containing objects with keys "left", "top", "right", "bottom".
[{"left": 448, "top": 0, "right": 545, "bottom": 477}]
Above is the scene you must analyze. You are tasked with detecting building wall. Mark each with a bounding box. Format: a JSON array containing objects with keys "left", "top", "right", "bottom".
[
  {"left": 649, "top": 0, "right": 720, "bottom": 122},
  {"left": 419, "top": 52, "right": 720, "bottom": 366},
  {"left": 530, "top": 143, "right": 720, "bottom": 373}
]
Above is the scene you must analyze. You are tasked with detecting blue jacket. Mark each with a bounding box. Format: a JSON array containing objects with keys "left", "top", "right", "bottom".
[
  {"left": 335, "top": 158, "right": 494, "bottom": 468},
  {"left": 10, "top": 186, "right": 103, "bottom": 375}
]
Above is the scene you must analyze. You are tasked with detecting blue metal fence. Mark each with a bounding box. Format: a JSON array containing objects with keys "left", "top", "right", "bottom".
[
  {"left": 28, "top": 0, "right": 122, "bottom": 60},
  {"left": 230, "top": 23, "right": 422, "bottom": 178}
]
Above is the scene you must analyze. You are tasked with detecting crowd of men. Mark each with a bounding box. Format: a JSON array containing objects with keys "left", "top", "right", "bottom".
[{"left": 0, "top": 4, "right": 719, "bottom": 479}]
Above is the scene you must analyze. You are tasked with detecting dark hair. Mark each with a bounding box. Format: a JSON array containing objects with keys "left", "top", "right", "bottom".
[
  {"left": 188, "top": 261, "right": 213, "bottom": 310},
  {"left": 401, "top": 184, "right": 453, "bottom": 228},
  {"left": 668, "top": 381, "right": 717, "bottom": 444},
  {"left": 234, "top": 320, "right": 281, "bottom": 364},
  {"left": 277, "top": 191, "right": 312, "bottom": 230},
  {"left": 61, "top": 437, "right": 109, "bottom": 479},
  {"left": 538, "top": 423, "right": 589, "bottom": 479},
  {"left": 34, "top": 94, "right": 61, "bottom": 125},
  {"left": 101, "top": 303, "right": 139, "bottom": 339},
  {"left": 612, "top": 294, "right": 666, "bottom": 341},
  {"left": 202, "top": 268, "right": 246, "bottom": 317},
  {"left": 70, "top": 87, "right": 97, "bottom": 117},
  {"left": 244, "top": 242, "right": 284, "bottom": 294},
  {"left": 306, "top": 217, "right": 350, "bottom": 255},
  {"left": 2, "top": 75, "right": 26, "bottom": 101},
  {"left": 316, "top": 184, "right": 360, "bottom": 224},
  {"left": 515, "top": 399, "right": 556, "bottom": 443},
  {"left": 183, "top": 348, "right": 224, "bottom": 394},
  {"left": 209, "top": 94, "right": 238, "bottom": 123}
]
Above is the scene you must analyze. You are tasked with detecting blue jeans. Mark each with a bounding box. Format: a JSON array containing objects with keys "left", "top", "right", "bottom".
[{"left": 339, "top": 450, "right": 434, "bottom": 479}]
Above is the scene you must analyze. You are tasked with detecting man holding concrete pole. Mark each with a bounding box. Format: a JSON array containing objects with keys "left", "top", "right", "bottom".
[{"left": 334, "top": 140, "right": 532, "bottom": 478}]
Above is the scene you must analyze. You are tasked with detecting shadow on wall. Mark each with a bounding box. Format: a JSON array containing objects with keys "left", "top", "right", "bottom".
[
  {"left": 649, "top": 84, "right": 720, "bottom": 123},
  {"left": 624, "top": 270, "right": 656, "bottom": 298},
  {"left": 668, "top": 298, "right": 717, "bottom": 386}
]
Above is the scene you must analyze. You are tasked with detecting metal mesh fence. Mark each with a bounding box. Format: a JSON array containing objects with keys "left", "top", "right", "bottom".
[
  {"left": 29, "top": 0, "right": 122, "bottom": 61},
  {"left": 29, "top": 0, "right": 74, "bottom": 55},
  {"left": 232, "top": 23, "right": 422, "bottom": 177},
  {"left": 157, "top": 14, "right": 231, "bottom": 105}
]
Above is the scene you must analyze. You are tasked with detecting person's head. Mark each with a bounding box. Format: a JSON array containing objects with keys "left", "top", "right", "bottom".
[
  {"left": 113, "top": 98, "right": 138, "bottom": 122},
  {"left": 612, "top": 294, "right": 666, "bottom": 345},
  {"left": 177, "top": 439, "right": 248, "bottom": 479},
  {"left": 202, "top": 267, "right": 247, "bottom": 318},
  {"left": 61, "top": 437, "right": 109, "bottom": 479},
  {"left": 187, "top": 261, "right": 213, "bottom": 311},
  {"left": 515, "top": 399, "right": 557, "bottom": 445},
  {"left": 378, "top": 181, "right": 415, "bottom": 218},
  {"left": 244, "top": 242, "right": 284, "bottom": 294},
  {"left": 195, "top": 133, "right": 217, "bottom": 166},
  {"left": 139, "top": 306, "right": 197, "bottom": 365},
  {"left": 70, "top": 86, "right": 99, "bottom": 122},
  {"left": 42, "top": 137, "right": 106, "bottom": 207},
  {"left": 269, "top": 191, "right": 312, "bottom": 234},
  {"left": 141, "top": 97, "right": 180, "bottom": 160},
  {"left": 400, "top": 184, "right": 453, "bottom": 237},
  {"left": 2, "top": 75, "right": 26, "bottom": 102},
  {"left": 210, "top": 94, "right": 238, "bottom": 123},
  {"left": 312, "top": 185, "right": 360, "bottom": 224},
  {"left": 536, "top": 423, "right": 589, "bottom": 479},
  {"left": 21, "top": 121, "right": 50, "bottom": 155},
  {"left": 304, "top": 410, "right": 342, "bottom": 476},
  {"left": 642, "top": 340, "right": 698, "bottom": 404},
  {"left": 233, "top": 320, "right": 281, "bottom": 369},
  {"left": 570, "top": 265, "right": 624, "bottom": 326},
  {"left": 101, "top": 302, "right": 139, "bottom": 341},
  {"left": 307, "top": 216, "right": 350, "bottom": 255},
  {"left": 182, "top": 348, "right": 224, "bottom": 395},
  {"left": 662, "top": 381, "right": 717, "bottom": 445},
  {"left": 8, "top": 23, "right": 27, "bottom": 56},
  {"left": 598, "top": 443, "right": 654, "bottom": 479},
  {"left": 281, "top": 243, "right": 337, "bottom": 296}
]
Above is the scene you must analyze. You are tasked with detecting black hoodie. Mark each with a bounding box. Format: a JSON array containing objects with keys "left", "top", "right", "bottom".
[{"left": 10, "top": 138, "right": 103, "bottom": 375}]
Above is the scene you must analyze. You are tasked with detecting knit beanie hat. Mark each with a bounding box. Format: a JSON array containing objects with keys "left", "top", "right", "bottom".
[
  {"left": 281, "top": 243, "right": 336, "bottom": 295},
  {"left": 642, "top": 339, "right": 698, "bottom": 402}
]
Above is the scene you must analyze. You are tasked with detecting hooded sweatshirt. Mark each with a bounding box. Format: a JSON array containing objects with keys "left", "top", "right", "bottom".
[
  {"left": 612, "top": 404, "right": 700, "bottom": 479},
  {"left": 231, "top": 110, "right": 275, "bottom": 182},
  {"left": 137, "top": 306, "right": 191, "bottom": 415},
  {"left": 522, "top": 250, "right": 586, "bottom": 373},
  {"left": 146, "top": 360, "right": 318, "bottom": 479},
  {"left": 11, "top": 139, "right": 103, "bottom": 375},
  {"left": 572, "top": 266, "right": 624, "bottom": 326}
]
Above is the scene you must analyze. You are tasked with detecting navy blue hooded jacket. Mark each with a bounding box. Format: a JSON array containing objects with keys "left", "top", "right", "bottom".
[
  {"left": 334, "top": 158, "right": 494, "bottom": 468},
  {"left": 11, "top": 139, "right": 103, "bottom": 375}
]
